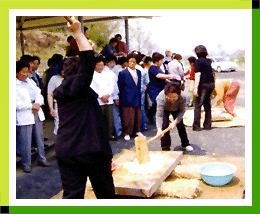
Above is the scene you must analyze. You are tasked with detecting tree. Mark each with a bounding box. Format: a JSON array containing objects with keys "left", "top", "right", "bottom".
[
  {"left": 87, "top": 20, "right": 122, "bottom": 53},
  {"left": 129, "top": 20, "right": 156, "bottom": 56}
]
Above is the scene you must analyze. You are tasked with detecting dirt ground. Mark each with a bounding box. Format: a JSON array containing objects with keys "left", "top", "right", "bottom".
[{"left": 51, "top": 151, "right": 245, "bottom": 200}]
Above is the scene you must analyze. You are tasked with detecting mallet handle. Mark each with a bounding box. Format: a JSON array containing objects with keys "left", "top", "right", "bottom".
[
  {"left": 147, "top": 119, "right": 177, "bottom": 144},
  {"left": 64, "top": 16, "right": 73, "bottom": 24}
]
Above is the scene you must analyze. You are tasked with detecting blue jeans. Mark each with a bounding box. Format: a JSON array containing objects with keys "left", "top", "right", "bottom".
[
  {"left": 141, "top": 90, "right": 147, "bottom": 131},
  {"left": 16, "top": 114, "right": 47, "bottom": 167},
  {"left": 113, "top": 103, "right": 122, "bottom": 137}
]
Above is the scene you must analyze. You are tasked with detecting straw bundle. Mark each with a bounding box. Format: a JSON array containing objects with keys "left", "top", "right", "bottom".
[{"left": 156, "top": 178, "right": 201, "bottom": 199}]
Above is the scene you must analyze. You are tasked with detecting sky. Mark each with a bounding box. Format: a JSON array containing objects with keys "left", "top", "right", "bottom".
[{"left": 127, "top": 9, "right": 251, "bottom": 57}]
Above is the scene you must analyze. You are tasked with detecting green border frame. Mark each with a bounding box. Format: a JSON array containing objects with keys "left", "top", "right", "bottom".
[{"left": 0, "top": 0, "right": 255, "bottom": 212}]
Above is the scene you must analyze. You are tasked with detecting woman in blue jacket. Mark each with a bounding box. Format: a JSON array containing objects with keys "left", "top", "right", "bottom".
[{"left": 118, "top": 54, "right": 143, "bottom": 141}]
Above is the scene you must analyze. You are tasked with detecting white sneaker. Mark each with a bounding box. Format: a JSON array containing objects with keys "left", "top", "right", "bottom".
[
  {"left": 136, "top": 132, "right": 144, "bottom": 137},
  {"left": 185, "top": 145, "right": 194, "bottom": 152},
  {"left": 124, "top": 135, "right": 130, "bottom": 141}
]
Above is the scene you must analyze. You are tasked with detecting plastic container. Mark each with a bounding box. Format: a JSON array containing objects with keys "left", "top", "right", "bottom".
[{"left": 198, "top": 162, "right": 237, "bottom": 187}]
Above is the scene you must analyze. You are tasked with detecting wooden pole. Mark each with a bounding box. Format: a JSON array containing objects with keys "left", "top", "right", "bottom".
[
  {"left": 19, "top": 17, "right": 25, "bottom": 56},
  {"left": 134, "top": 136, "right": 150, "bottom": 165},
  {"left": 124, "top": 18, "right": 129, "bottom": 53},
  {"left": 20, "top": 28, "right": 25, "bottom": 56}
]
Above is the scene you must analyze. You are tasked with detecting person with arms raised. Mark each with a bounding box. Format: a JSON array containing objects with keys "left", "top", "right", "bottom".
[{"left": 53, "top": 17, "right": 116, "bottom": 199}]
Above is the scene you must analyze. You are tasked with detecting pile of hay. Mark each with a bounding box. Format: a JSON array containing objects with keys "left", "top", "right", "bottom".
[
  {"left": 155, "top": 165, "right": 202, "bottom": 199},
  {"left": 85, "top": 164, "right": 202, "bottom": 199}
]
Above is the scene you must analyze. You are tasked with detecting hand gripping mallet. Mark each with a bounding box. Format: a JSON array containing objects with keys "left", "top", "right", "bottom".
[{"left": 135, "top": 119, "right": 177, "bottom": 165}]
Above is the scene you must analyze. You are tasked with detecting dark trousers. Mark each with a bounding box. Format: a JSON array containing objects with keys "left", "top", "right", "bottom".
[
  {"left": 100, "top": 104, "right": 114, "bottom": 138},
  {"left": 121, "top": 106, "right": 141, "bottom": 136},
  {"left": 56, "top": 153, "right": 116, "bottom": 199},
  {"left": 193, "top": 82, "right": 215, "bottom": 129},
  {"left": 161, "top": 110, "right": 189, "bottom": 150},
  {"left": 147, "top": 103, "right": 157, "bottom": 122},
  {"left": 147, "top": 87, "right": 162, "bottom": 122}
]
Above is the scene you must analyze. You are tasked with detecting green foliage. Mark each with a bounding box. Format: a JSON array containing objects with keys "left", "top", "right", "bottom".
[
  {"left": 86, "top": 20, "right": 122, "bottom": 52},
  {"left": 58, "top": 43, "right": 67, "bottom": 51},
  {"left": 46, "top": 27, "right": 69, "bottom": 34},
  {"left": 17, "top": 20, "right": 124, "bottom": 73}
]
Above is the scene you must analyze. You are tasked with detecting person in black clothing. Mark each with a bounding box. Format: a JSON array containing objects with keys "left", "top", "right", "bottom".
[
  {"left": 53, "top": 17, "right": 115, "bottom": 199},
  {"left": 192, "top": 45, "right": 215, "bottom": 131}
]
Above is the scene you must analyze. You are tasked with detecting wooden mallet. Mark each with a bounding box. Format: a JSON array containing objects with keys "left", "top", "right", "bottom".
[{"left": 135, "top": 119, "right": 177, "bottom": 165}]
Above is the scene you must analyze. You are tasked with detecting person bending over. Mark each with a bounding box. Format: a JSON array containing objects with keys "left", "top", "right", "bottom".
[{"left": 156, "top": 80, "right": 193, "bottom": 152}]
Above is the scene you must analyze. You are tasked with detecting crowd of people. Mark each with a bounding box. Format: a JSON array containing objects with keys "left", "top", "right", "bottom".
[{"left": 16, "top": 17, "right": 241, "bottom": 199}]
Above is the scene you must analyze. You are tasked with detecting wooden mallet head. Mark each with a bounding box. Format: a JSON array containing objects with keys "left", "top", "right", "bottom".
[{"left": 134, "top": 136, "right": 150, "bottom": 165}]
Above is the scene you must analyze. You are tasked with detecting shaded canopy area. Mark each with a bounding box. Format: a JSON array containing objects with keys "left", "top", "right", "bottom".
[{"left": 16, "top": 16, "right": 153, "bottom": 55}]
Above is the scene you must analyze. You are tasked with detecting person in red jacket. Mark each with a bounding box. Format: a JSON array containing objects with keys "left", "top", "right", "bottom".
[
  {"left": 115, "top": 34, "right": 128, "bottom": 56},
  {"left": 184, "top": 56, "right": 196, "bottom": 107}
]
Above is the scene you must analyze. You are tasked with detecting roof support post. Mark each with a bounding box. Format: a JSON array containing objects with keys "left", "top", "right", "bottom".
[
  {"left": 78, "top": 16, "right": 84, "bottom": 33},
  {"left": 20, "top": 28, "right": 25, "bottom": 56},
  {"left": 124, "top": 18, "right": 129, "bottom": 53},
  {"left": 19, "top": 17, "right": 25, "bottom": 56}
]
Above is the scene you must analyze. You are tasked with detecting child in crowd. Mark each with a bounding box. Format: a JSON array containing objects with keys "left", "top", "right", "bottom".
[
  {"left": 184, "top": 56, "right": 197, "bottom": 107},
  {"left": 118, "top": 54, "right": 143, "bottom": 141}
]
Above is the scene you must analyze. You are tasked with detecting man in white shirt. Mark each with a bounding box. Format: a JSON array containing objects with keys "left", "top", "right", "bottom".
[{"left": 16, "top": 60, "right": 50, "bottom": 173}]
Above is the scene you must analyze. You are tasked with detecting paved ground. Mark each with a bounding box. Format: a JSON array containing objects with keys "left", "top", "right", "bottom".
[{"left": 16, "top": 70, "right": 247, "bottom": 199}]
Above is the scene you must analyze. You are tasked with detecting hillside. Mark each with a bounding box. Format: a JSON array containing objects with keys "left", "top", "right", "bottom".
[
  {"left": 16, "top": 31, "right": 68, "bottom": 74},
  {"left": 16, "top": 30, "right": 245, "bottom": 74}
]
